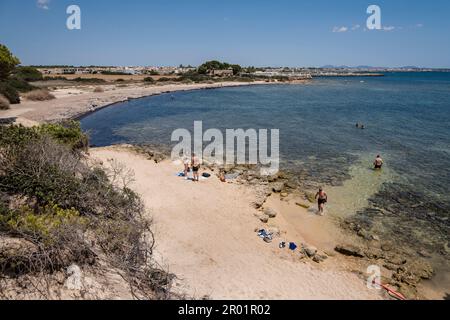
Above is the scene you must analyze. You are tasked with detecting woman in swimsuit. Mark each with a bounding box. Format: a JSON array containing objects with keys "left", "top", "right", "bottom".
[{"left": 315, "top": 187, "right": 328, "bottom": 215}]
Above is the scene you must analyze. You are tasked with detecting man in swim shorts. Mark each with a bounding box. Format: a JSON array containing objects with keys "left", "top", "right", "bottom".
[
  {"left": 315, "top": 187, "right": 328, "bottom": 216},
  {"left": 374, "top": 155, "right": 384, "bottom": 170}
]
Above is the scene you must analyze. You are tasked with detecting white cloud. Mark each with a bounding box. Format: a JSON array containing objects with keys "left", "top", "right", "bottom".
[
  {"left": 382, "top": 26, "right": 395, "bottom": 31},
  {"left": 37, "top": 0, "right": 50, "bottom": 10},
  {"left": 332, "top": 26, "right": 348, "bottom": 33},
  {"left": 351, "top": 24, "right": 361, "bottom": 31},
  {"left": 416, "top": 23, "right": 424, "bottom": 28}
]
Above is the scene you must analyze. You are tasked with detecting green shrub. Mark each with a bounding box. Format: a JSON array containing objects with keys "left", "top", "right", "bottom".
[
  {"left": 0, "top": 81, "right": 20, "bottom": 104},
  {"left": 37, "top": 121, "right": 88, "bottom": 150},
  {"left": 70, "top": 77, "right": 106, "bottom": 84},
  {"left": 12, "top": 66, "right": 43, "bottom": 82},
  {"left": 6, "top": 77, "right": 35, "bottom": 92},
  {"left": 0, "top": 44, "right": 20, "bottom": 80},
  {"left": 143, "top": 77, "right": 156, "bottom": 83},
  {"left": 0, "top": 94, "right": 9, "bottom": 110},
  {"left": 1, "top": 204, "right": 86, "bottom": 240},
  {"left": 0, "top": 123, "right": 173, "bottom": 298}
]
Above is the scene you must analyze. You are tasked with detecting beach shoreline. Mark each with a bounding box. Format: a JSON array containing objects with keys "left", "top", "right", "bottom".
[
  {"left": 0, "top": 80, "right": 442, "bottom": 300},
  {"left": 0, "top": 81, "right": 270, "bottom": 125}
]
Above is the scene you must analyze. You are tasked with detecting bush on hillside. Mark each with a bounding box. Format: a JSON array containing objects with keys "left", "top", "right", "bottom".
[
  {"left": 23, "top": 89, "right": 55, "bottom": 101},
  {"left": 6, "top": 77, "right": 36, "bottom": 92},
  {"left": 12, "top": 66, "right": 43, "bottom": 82},
  {"left": 143, "top": 77, "right": 156, "bottom": 83},
  {"left": 93, "top": 86, "right": 104, "bottom": 93},
  {"left": 0, "top": 123, "right": 174, "bottom": 299},
  {"left": 0, "top": 44, "right": 21, "bottom": 80},
  {"left": 0, "top": 81, "right": 20, "bottom": 104},
  {"left": 0, "top": 94, "right": 9, "bottom": 110},
  {"left": 70, "top": 77, "right": 106, "bottom": 84}
]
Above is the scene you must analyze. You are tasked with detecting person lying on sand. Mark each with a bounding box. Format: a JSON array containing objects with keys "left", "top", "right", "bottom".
[
  {"left": 191, "top": 153, "right": 201, "bottom": 182},
  {"left": 374, "top": 155, "right": 384, "bottom": 170},
  {"left": 315, "top": 187, "right": 328, "bottom": 216}
]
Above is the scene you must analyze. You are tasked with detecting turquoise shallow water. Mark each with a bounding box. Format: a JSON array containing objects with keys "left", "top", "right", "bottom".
[{"left": 81, "top": 72, "right": 450, "bottom": 287}]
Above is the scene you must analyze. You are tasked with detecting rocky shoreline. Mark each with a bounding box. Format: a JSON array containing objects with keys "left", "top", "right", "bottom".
[{"left": 128, "top": 143, "right": 444, "bottom": 300}]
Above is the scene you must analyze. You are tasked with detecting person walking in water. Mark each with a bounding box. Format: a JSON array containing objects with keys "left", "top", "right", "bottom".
[
  {"left": 374, "top": 155, "right": 384, "bottom": 170},
  {"left": 191, "top": 153, "right": 201, "bottom": 182},
  {"left": 315, "top": 187, "right": 328, "bottom": 216}
]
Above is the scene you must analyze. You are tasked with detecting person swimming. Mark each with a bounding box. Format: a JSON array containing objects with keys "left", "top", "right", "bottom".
[
  {"left": 315, "top": 187, "right": 328, "bottom": 216},
  {"left": 374, "top": 155, "right": 384, "bottom": 169}
]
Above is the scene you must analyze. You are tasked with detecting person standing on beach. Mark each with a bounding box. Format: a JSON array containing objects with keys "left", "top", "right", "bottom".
[
  {"left": 191, "top": 153, "right": 201, "bottom": 182},
  {"left": 315, "top": 187, "right": 328, "bottom": 215},
  {"left": 374, "top": 155, "right": 384, "bottom": 170},
  {"left": 183, "top": 155, "right": 191, "bottom": 178}
]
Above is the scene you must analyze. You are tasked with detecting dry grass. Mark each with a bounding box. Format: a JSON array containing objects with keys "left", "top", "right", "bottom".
[
  {"left": 93, "top": 86, "right": 104, "bottom": 93},
  {"left": 0, "top": 95, "right": 9, "bottom": 110},
  {"left": 24, "top": 89, "right": 55, "bottom": 101}
]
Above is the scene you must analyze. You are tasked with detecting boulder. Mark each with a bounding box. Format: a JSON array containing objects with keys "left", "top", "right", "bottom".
[
  {"left": 280, "top": 192, "right": 288, "bottom": 198},
  {"left": 264, "top": 208, "right": 278, "bottom": 218},
  {"left": 272, "top": 182, "right": 285, "bottom": 193},
  {"left": 381, "top": 242, "right": 394, "bottom": 252},
  {"left": 296, "top": 202, "right": 310, "bottom": 209},
  {"left": 258, "top": 215, "right": 269, "bottom": 223},
  {"left": 406, "top": 260, "right": 434, "bottom": 280},
  {"left": 387, "top": 256, "right": 407, "bottom": 266},
  {"left": 417, "top": 249, "right": 432, "bottom": 258},
  {"left": 252, "top": 193, "right": 267, "bottom": 209},
  {"left": 304, "top": 192, "right": 316, "bottom": 204},
  {"left": 312, "top": 254, "right": 328, "bottom": 263},
  {"left": 364, "top": 247, "right": 385, "bottom": 260},
  {"left": 285, "top": 181, "right": 297, "bottom": 189},
  {"left": 302, "top": 244, "right": 318, "bottom": 258},
  {"left": 397, "top": 283, "right": 418, "bottom": 300},
  {"left": 267, "top": 227, "right": 280, "bottom": 237},
  {"left": 334, "top": 244, "right": 364, "bottom": 258}
]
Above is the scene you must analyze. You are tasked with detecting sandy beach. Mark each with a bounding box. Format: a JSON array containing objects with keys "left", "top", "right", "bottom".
[
  {"left": 90, "top": 145, "right": 383, "bottom": 300},
  {"left": 0, "top": 81, "right": 411, "bottom": 300},
  {"left": 0, "top": 81, "right": 266, "bottom": 124},
  {"left": 2, "top": 79, "right": 443, "bottom": 300}
]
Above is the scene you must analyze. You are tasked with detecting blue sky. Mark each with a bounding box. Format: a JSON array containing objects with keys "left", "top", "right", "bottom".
[{"left": 1, "top": 0, "right": 449, "bottom": 67}]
